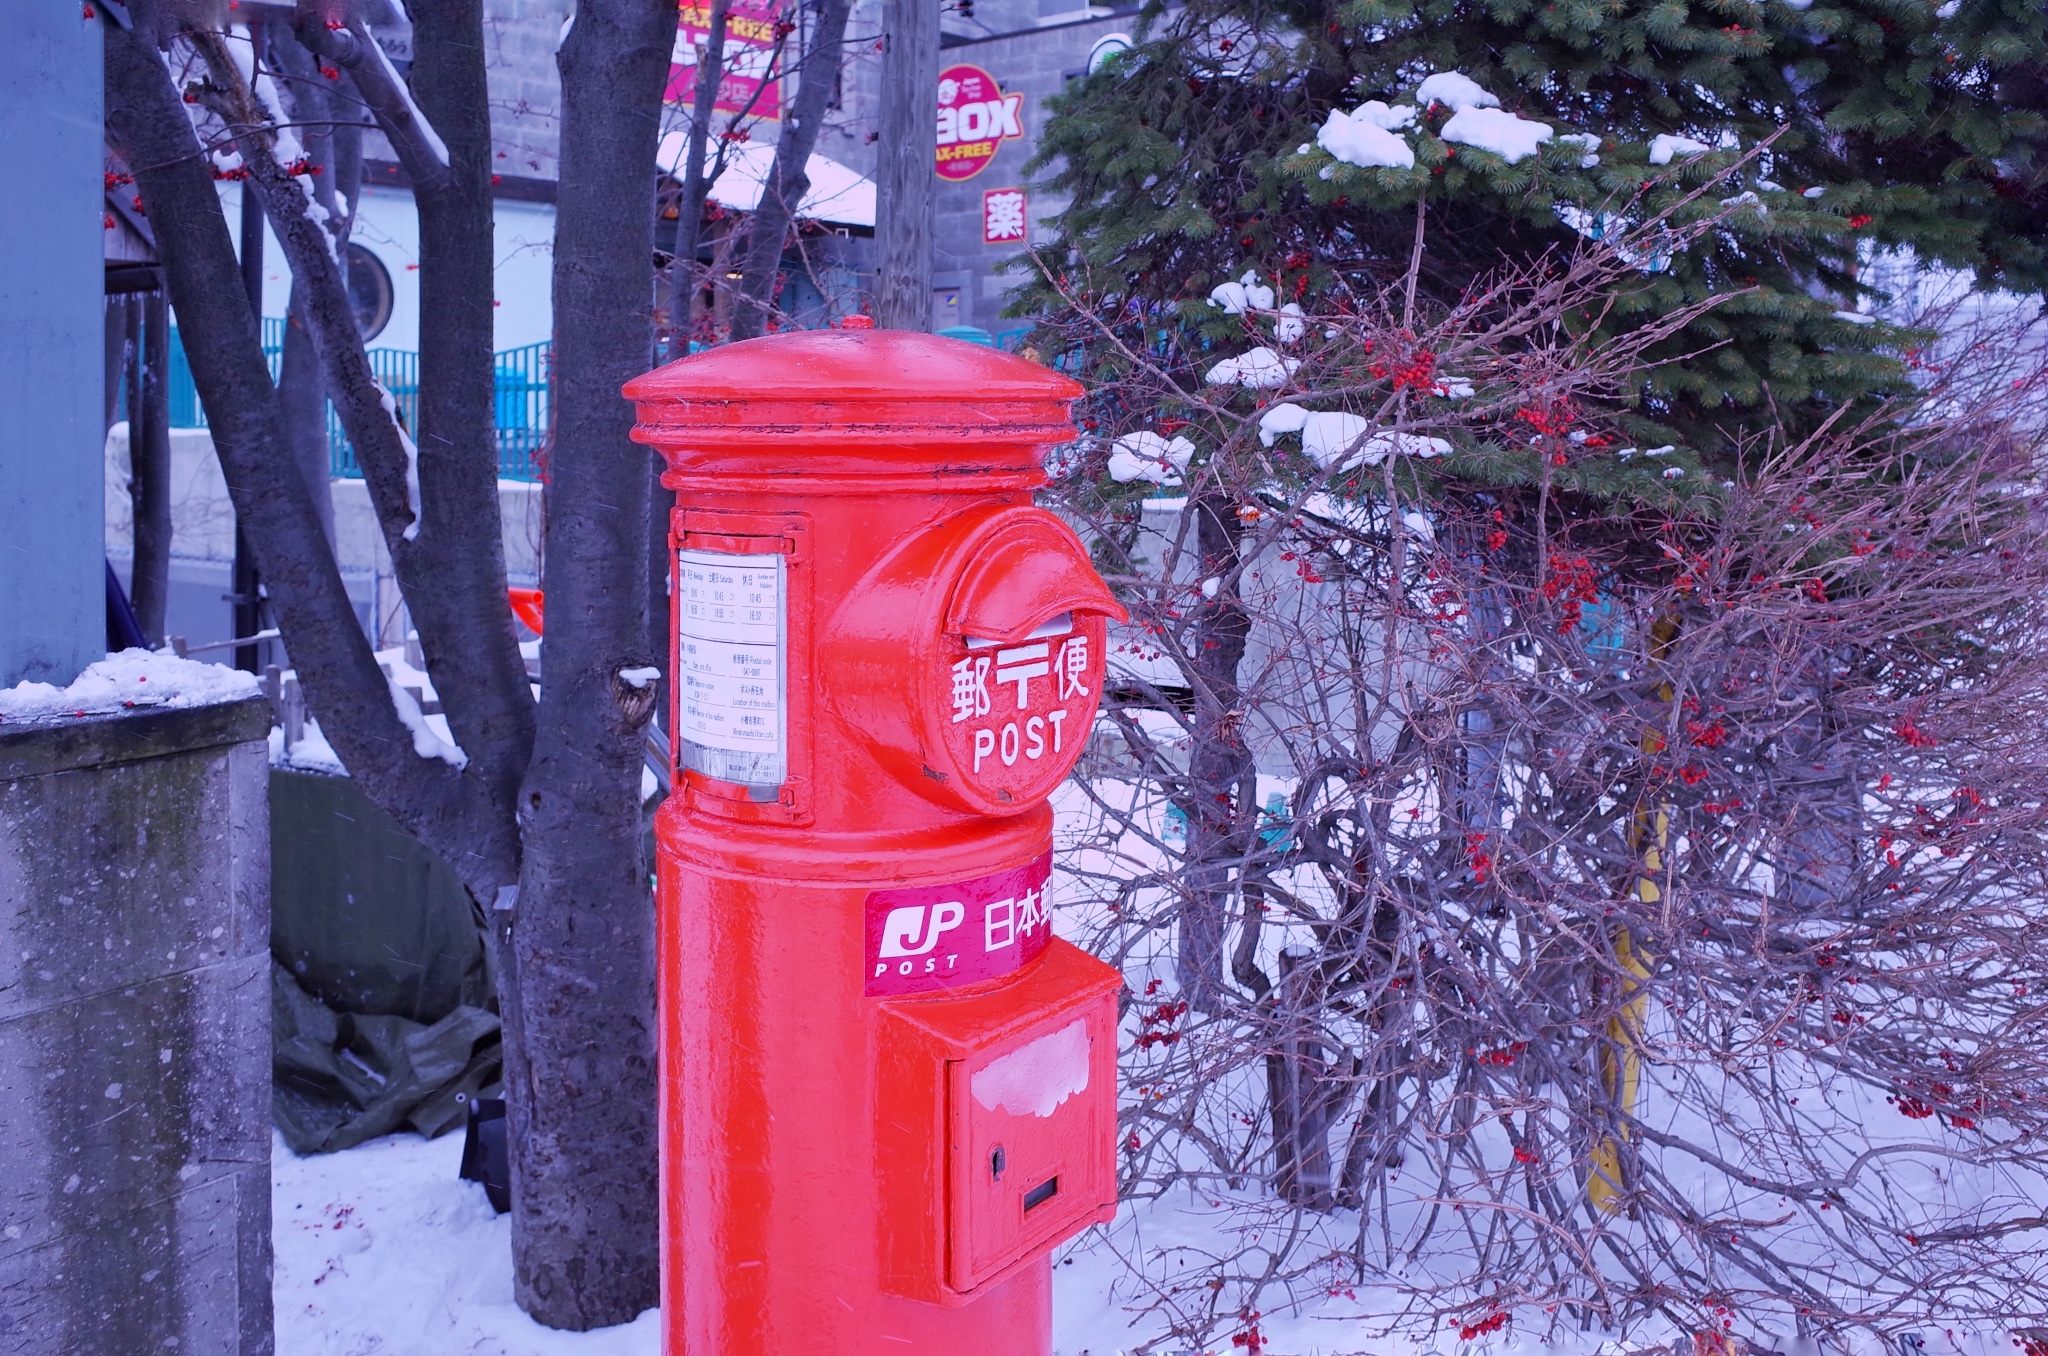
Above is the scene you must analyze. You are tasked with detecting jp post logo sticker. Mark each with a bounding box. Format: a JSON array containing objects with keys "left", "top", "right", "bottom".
[{"left": 864, "top": 852, "right": 1053, "bottom": 997}]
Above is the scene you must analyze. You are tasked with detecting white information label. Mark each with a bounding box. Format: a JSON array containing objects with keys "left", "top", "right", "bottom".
[{"left": 677, "top": 548, "right": 786, "bottom": 786}]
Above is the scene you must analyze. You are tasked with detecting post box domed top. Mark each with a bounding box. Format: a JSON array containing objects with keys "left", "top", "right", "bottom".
[{"left": 626, "top": 329, "right": 1083, "bottom": 479}]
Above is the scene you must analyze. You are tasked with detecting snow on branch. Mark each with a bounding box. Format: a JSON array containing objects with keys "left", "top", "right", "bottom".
[{"left": 294, "top": 16, "right": 451, "bottom": 181}]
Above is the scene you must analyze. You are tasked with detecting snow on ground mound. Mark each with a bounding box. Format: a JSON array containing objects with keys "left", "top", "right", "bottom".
[
  {"left": 0, "top": 648, "right": 260, "bottom": 725},
  {"left": 273, "top": 1129, "right": 659, "bottom": 1355}
]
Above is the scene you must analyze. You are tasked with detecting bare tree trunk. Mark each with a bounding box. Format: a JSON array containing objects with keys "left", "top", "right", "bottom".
[
  {"left": 400, "top": 0, "right": 536, "bottom": 815},
  {"left": 1773, "top": 669, "right": 1862, "bottom": 913},
  {"left": 233, "top": 136, "right": 268, "bottom": 675},
  {"left": 1266, "top": 947, "right": 1339, "bottom": 1208},
  {"left": 264, "top": 18, "right": 362, "bottom": 550},
  {"left": 730, "top": 0, "right": 854, "bottom": 340},
  {"left": 105, "top": 294, "right": 131, "bottom": 431},
  {"left": 502, "top": 0, "right": 677, "bottom": 1329},
  {"left": 105, "top": 1, "right": 517, "bottom": 899},
  {"left": 115, "top": 5, "right": 684, "bottom": 1327},
  {"left": 277, "top": 298, "right": 335, "bottom": 548},
  {"left": 649, "top": 0, "right": 733, "bottom": 723},
  {"left": 290, "top": 5, "right": 537, "bottom": 815},
  {"left": 1178, "top": 488, "right": 1254, "bottom": 1011},
  {"left": 873, "top": 0, "right": 936, "bottom": 330},
  {"left": 130, "top": 287, "right": 173, "bottom": 644}
]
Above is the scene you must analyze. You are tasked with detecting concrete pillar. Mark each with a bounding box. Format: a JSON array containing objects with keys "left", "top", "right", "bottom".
[
  {"left": 0, "top": 4, "right": 104, "bottom": 687},
  {"left": 0, "top": 697, "right": 275, "bottom": 1354}
]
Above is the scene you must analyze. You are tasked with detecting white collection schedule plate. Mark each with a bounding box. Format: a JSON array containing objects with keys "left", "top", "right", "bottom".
[{"left": 677, "top": 549, "right": 786, "bottom": 786}]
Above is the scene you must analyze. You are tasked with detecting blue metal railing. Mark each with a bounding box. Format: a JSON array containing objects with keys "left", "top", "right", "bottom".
[
  {"left": 492, "top": 341, "right": 550, "bottom": 483},
  {"left": 164, "top": 322, "right": 550, "bottom": 484},
  {"left": 323, "top": 347, "right": 421, "bottom": 480}
]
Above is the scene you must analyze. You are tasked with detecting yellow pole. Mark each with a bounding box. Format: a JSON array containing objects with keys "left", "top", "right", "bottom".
[
  {"left": 1588, "top": 813, "right": 1661, "bottom": 1213},
  {"left": 1589, "top": 617, "right": 1678, "bottom": 1214}
]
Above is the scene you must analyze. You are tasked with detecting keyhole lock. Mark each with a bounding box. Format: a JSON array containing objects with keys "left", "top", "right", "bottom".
[{"left": 990, "top": 1145, "right": 1006, "bottom": 1181}]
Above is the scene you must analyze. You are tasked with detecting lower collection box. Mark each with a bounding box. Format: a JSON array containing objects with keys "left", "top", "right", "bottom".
[{"left": 875, "top": 937, "right": 1121, "bottom": 1305}]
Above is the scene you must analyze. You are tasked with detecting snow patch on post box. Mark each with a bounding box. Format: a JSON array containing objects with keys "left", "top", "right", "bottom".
[{"left": 971, "top": 1019, "right": 1090, "bottom": 1118}]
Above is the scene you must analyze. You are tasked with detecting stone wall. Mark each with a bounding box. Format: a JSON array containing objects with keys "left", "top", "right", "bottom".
[
  {"left": 483, "top": 0, "right": 575, "bottom": 180},
  {"left": 0, "top": 699, "right": 273, "bottom": 1355}
]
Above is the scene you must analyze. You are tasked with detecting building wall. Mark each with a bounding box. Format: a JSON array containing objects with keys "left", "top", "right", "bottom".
[
  {"left": 216, "top": 0, "right": 569, "bottom": 353},
  {"left": 216, "top": 181, "right": 558, "bottom": 356},
  {"left": 928, "top": 15, "right": 1136, "bottom": 333},
  {"left": 483, "top": 0, "right": 575, "bottom": 181},
  {"left": 103, "top": 425, "right": 538, "bottom": 657},
  {"left": 1, "top": 3, "right": 104, "bottom": 687},
  {"left": 210, "top": 3, "right": 1147, "bottom": 380}
]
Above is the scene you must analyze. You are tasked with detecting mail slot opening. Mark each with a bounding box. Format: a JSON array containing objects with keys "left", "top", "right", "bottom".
[{"left": 1023, "top": 1176, "right": 1059, "bottom": 1212}]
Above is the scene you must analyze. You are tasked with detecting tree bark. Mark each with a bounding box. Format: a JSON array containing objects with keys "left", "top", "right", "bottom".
[
  {"left": 114, "top": 6, "right": 684, "bottom": 1329},
  {"left": 276, "top": 298, "right": 334, "bottom": 547},
  {"left": 105, "top": 1, "right": 517, "bottom": 900},
  {"left": 105, "top": 294, "right": 131, "bottom": 432},
  {"left": 200, "top": 15, "right": 532, "bottom": 825},
  {"left": 729, "top": 0, "right": 854, "bottom": 341},
  {"left": 130, "top": 288, "right": 173, "bottom": 645},
  {"left": 652, "top": 0, "right": 733, "bottom": 710},
  {"left": 873, "top": 0, "right": 936, "bottom": 330},
  {"left": 1177, "top": 489, "right": 1254, "bottom": 1011},
  {"left": 393, "top": 0, "right": 537, "bottom": 817},
  {"left": 503, "top": 0, "right": 677, "bottom": 1329},
  {"left": 265, "top": 13, "right": 362, "bottom": 549},
  {"left": 234, "top": 122, "right": 267, "bottom": 676}
]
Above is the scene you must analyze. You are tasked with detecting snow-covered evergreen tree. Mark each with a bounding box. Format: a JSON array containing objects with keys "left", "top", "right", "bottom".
[{"left": 1024, "top": 0, "right": 2045, "bottom": 464}]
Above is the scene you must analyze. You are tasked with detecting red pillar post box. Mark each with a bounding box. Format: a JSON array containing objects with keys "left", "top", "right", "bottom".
[{"left": 626, "top": 328, "right": 1129, "bottom": 1355}]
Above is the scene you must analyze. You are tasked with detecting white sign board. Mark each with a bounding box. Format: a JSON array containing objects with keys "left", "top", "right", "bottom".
[{"left": 677, "top": 548, "right": 785, "bottom": 786}]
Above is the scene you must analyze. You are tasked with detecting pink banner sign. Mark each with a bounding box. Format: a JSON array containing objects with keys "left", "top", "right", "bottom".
[{"left": 667, "top": 0, "right": 786, "bottom": 121}]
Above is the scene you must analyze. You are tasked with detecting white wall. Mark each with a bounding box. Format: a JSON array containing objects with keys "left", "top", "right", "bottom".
[
  {"left": 491, "top": 198, "right": 556, "bottom": 350},
  {"left": 216, "top": 181, "right": 557, "bottom": 353}
]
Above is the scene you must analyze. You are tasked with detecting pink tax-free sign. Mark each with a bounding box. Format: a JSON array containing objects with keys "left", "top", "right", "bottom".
[{"left": 863, "top": 852, "right": 1053, "bottom": 998}]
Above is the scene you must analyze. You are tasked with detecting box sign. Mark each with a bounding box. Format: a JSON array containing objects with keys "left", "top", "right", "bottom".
[
  {"left": 937, "top": 64, "right": 1024, "bottom": 182},
  {"left": 667, "top": 0, "right": 785, "bottom": 120},
  {"left": 983, "top": 188, "right": 1027, "bottom": 244}
]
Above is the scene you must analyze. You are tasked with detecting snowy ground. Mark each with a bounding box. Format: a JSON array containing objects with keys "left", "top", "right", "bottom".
[
  {"left": 274, "top": 1129, "right": 661, "bottom": 1356},
  {"left": 268, "top": 756, "right": 2026, "bottom": 1353},
  {"left": 274, "top": 1126, "right": 1205, "bottom": 1355},
  {"left": 270, "top": 1116, "right": 2024, "bottom": 1355},
  {"left": 273, "top": 1122, "right": 1469, "bottom": 1355},
  {"left": 274, "top": 1124, "right": 1993, "bottom": 1356},
  {"left": 276, "top": 1123, "right": 1448, "bottom": 1355}
]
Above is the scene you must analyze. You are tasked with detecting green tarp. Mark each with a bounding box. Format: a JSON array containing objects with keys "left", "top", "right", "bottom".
[
  {"left": 273, "top": 962, "right": 501, "bottom": 1152},
  {"left": 269, "top": 769, "right": 499, "bottom": 1153}
]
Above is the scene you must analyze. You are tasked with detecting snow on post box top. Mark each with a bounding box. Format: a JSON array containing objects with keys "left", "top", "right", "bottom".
[{"left": 625, "top": 329, "right": 1082, "bottom": 478}]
